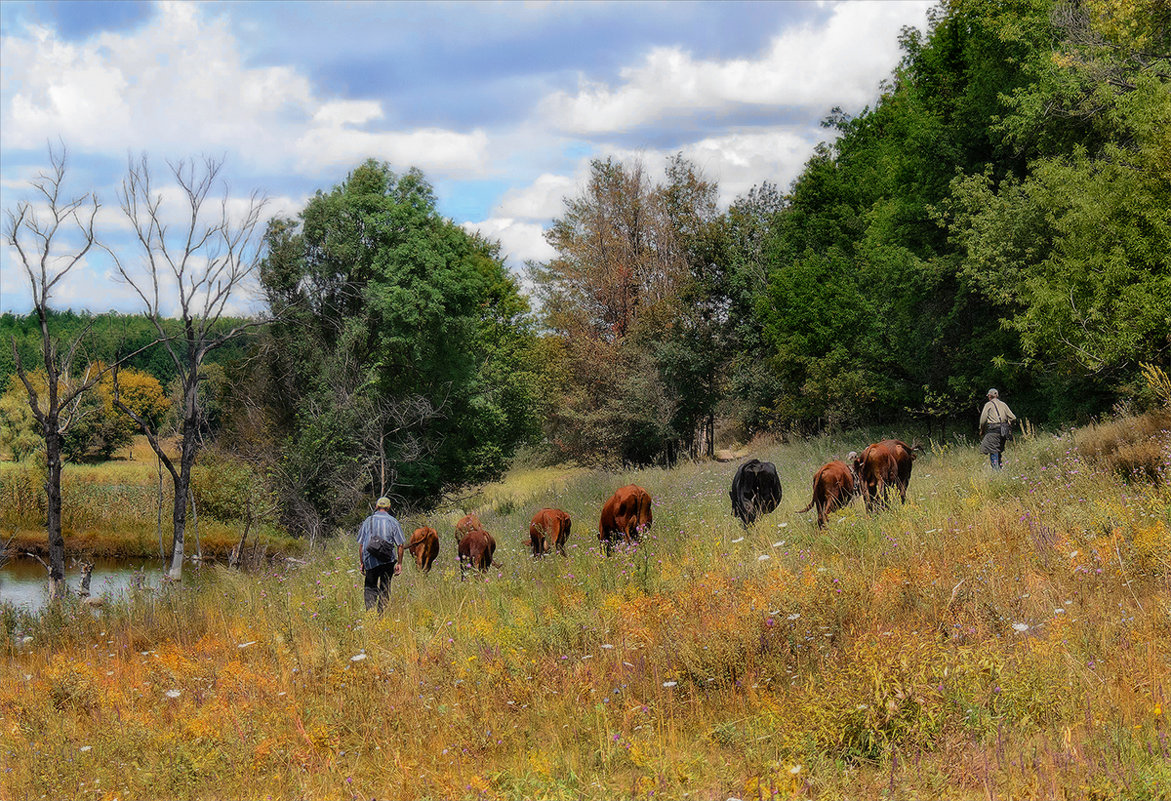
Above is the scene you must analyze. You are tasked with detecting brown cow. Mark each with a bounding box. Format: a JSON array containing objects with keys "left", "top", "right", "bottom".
[
  {"left": 458, "top": 526, "right": 496, "bottom": 578},
  {"left": 599, "top": 484, "right": 652, "bottom": 555},
  {"left": 455, "top": 513, "right": 483, "bottom": 539},
  {"left": 798, "top": 460, "right": 858, "bottom": 528},
  {"left": 853, "top": 439, "right": 921, "bottom": 511},
  {"left": 406, "top": 526, "right": 439, "bottom": 572},
  {"left": 529, "top": 508, "right": 571, "bottom": 557}
]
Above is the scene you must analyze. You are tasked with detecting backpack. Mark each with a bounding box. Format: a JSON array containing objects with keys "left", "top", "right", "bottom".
[
  {"left": 991, "top": 400, "right": 1013, "bottom": 441},
  {"left": 365, "top": 517, "right": 399, "bottom": 562}
]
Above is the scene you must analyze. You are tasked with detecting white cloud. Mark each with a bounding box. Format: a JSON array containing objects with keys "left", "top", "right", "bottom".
[
  {"left": 541, "top": 0, "right": 932, "bottom": 134},
  {"left": 311, "top": 100, "right": 384, "bottom": 127},
  {"left": 494, "top": 173, "right": 577, "bottom": 220},
  {"left": 462, "top": 218, "right": 557, "bottom": 266},
  {"left": 0, "top": 2, "right": 488, "bottom": 178},
  {"left": 676, "top": 129, "right": 820, "bottom": 204},
  {"left": 293, "top": 127, "right": 489, "bottom": 175}
]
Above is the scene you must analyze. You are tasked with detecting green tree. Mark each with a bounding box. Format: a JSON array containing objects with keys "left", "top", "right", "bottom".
[{"left": 256, "top": 160, "right": 541, "bottom": 536}]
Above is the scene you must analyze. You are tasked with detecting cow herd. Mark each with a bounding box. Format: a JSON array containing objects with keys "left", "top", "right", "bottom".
[
  {"left": 798, "top": 438, "right": 922, "bottom": 527},
  {"left": 402, "top": 438, "right": 922, "bottom": 576}
]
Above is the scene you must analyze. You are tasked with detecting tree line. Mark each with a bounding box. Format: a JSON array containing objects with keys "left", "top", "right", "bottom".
[{"left": 3, "top": 0, "right": 1168, "bottom": 593}]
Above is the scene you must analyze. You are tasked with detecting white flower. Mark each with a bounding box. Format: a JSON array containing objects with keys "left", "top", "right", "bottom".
[
  {"left": 623, "top": 661, "right": 634, "bottom": 667},
  {"left": 1012, "top": 623, "right": 1029, "bottom": 633},
  {"left": 758, "top": 555, "right": 770, "bottom": 561},
  {"left": 731, "top": 537, "right": 744, "bottom": 543},
  {"left": 772, "top": 540, "right": 786, "bottom": 547},
  {"left": 1055, "top": 608, "right": 1065, "bottom": 615},
  {"left": 787, "top": 613, "right": 800, "bottom": 621},
  {"left": 237, "top": 641, "right": 257, "bottom": 649},
  {"left": 350, "top": 654, "right": 368, "bottom": 662},
  {"left": 778, "top": 522, "right": 788, "bottom": 528},
  {"left": 165, "top": 689, "right": 181, "bottom": 699},
  {"left": 1069, "top": 550, "right": 1079, "bottom": 558},
  {"left": 600, "top": 644, "right": 614, "bottom": 649},
  {"left": 789, "top": 764, "right": 802, "bottom": 774},
  {"left": 79, "top": 746, "right": 92, "bottom": 753},
  {"left": 662, "top": 681, "right": 677, "bottom": 687}
]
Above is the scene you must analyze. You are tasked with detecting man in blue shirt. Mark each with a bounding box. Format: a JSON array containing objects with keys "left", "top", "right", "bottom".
[{"left": 357, "top": 497, "right": 406, "bottom": 612}]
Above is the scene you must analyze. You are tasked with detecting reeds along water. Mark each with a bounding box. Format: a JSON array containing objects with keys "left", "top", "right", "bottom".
[{"left": 1, "top": 419, "right": 1169, "bottom": 799}]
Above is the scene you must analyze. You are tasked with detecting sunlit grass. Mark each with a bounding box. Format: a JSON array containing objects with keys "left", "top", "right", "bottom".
[
  {"left": 2, "top": 422, "right": 1169, "bottom": 799},
  {"left": 0, "top": 436, "right": 299, "bottom": 559}
]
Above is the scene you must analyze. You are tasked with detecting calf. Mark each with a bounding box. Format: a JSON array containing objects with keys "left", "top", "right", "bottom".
[
  {"left": 599, "top": 484, "right": 652, "bottom": 555},
  {"left": 406, "top": 526, "right": 439, "bottom": 572},
  {"left": 458, "top": 526, "right": 496, "bottom": 579},
  {"left": 455, "top": 513, "right": 483, "bottom": 539},
  {"left": 529, "top": 508, "right": 571, "bottom": 557},
  {"left": 798, "top": 460, "right": 858, "bottom": 528},
  {"left": 729, "top": 459, "right": 783, "bottom": 526},
  {"left": 853, "top": 439, "right": 921, "bottom": 511}
]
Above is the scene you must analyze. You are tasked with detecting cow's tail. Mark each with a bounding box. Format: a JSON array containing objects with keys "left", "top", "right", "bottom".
[{"left": 798, "top": 467, "right": 822, "bottom": 513}]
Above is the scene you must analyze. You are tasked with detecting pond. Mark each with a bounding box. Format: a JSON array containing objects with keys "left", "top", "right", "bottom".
[{"left": 0, "top": 557, "right": 183, "bottom": 609}]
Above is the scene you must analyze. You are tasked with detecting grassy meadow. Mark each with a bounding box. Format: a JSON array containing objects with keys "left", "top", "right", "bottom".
[{"left": 2, "top": 419, "right": 1170, "bottom": 799}]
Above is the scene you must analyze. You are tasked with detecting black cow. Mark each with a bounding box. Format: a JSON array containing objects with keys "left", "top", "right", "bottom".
[{"left": 730, "top": 459, "right": 783, "bottom": 526}]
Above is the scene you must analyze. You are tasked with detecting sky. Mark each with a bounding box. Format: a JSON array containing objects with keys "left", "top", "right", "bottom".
[{"left": 0, "top": 0, "right": 934, "bottom": 315}]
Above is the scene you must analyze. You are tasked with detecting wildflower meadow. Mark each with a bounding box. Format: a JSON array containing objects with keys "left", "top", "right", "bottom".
[{"left": 2, "top": 419, "right": 1169, "bottom": 799}]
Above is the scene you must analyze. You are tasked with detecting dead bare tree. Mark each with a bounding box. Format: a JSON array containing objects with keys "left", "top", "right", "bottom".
[
  {"left": 4, "top": 145, "right": 107, "bottom": 600},
  {"left": 105, "top": 154, "right": 267, "bottom": 581}
]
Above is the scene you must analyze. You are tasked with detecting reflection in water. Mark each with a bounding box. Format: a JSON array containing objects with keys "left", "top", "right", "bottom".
[{"left": 0, "top": 557, "right": 184, "bottom": 609}]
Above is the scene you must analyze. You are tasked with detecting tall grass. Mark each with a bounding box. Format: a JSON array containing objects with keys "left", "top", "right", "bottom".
[{"left": 1, "top": 422, "right": 1169, "bottom": 799}]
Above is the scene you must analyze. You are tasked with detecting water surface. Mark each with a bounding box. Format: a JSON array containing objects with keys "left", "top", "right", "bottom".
[{"left": 0, "top": 557, "right": 176, "bottom": 609}]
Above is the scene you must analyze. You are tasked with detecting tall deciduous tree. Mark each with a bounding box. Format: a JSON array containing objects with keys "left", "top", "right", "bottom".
[
  {"left": 107, "top": 155, "right": 267, "bottom": 581},
  {"left": 531, "top": 156, "right": 723, "bottom": 464},
  {"left": 3, "top": 146, "right": 104, "bottom": 598},
  {"left": 255, "top": 160, "right": 541, "bottom": 535}
]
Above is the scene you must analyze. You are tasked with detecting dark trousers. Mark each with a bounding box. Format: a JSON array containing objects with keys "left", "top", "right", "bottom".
[{"left": 363, "top": 563, "right": 395, "bottom": 612}]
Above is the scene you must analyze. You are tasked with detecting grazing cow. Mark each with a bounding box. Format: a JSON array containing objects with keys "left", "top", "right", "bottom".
[
  {"left": 798, "top": 460, "right": 858, "bottom": 528},
  {"left": 729, "top": 459, "right": 783, "bottom": 526},
  {"left": 406, "top": 526, "right": 439, "bottom": 572},
  {"left": 529, "top": 508, "right": 571, "bottom": 557},
  {"left": 458, "top": 526, "right": 496, "bottom": 578},
  {"left": 853, "top": 439, "right": 921, "bottom": 511},
  {"left": 455, "top": 514, "right": 483, "bottom": 539},
  {"left": 599, "top": 484, "right": 653, "bottom": 554}
]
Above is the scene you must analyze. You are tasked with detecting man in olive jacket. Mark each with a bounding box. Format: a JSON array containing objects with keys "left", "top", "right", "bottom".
[{"left": 978, "top": 388, "right": 1017, "bottom": 470}]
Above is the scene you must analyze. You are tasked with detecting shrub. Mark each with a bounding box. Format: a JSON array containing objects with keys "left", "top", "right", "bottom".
[
  {"left": 1074, "top": 410, "right": 1171, "bottom": 482},
  {"left": 191, "top": 450, "right": 270, "bottom": 523}
]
